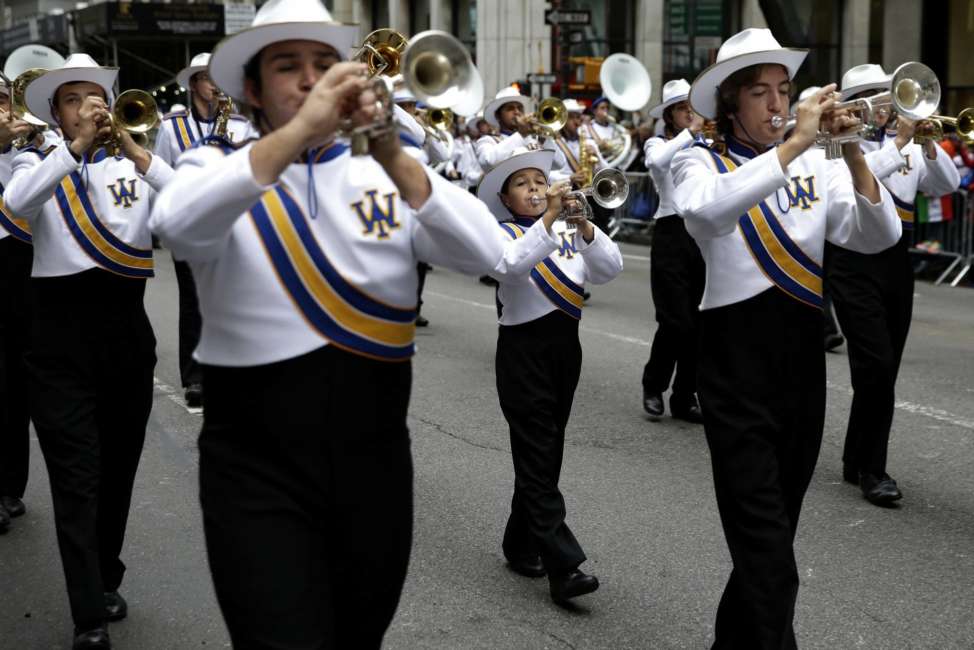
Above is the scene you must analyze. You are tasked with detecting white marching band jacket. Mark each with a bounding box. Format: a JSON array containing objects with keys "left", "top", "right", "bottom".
[
  {"left": 861, "top": 135, "right": 960, "bottom": 232},
  {"left": 0, "top": 131, "right": 63, "bottom": 245},
  {"left": 490, "top": 217, "right": 623, "bottom": 326},
  {"left": 5, "top": 141, "right": 173, "bottom": 278},
  {"left": 149, "top": 140, "right": 506, "bottom": 367},
  {"left": 644, "top": 129, "right": 697, "bottom": 219},
  {"left": 153, "top": 107, "right": 258, "bottom": 166},
  {"left": 476, "top": 131, "right": 568, "bottom": 172},
  {"left": 671, "top": 136, "right": 902, "bottom": 311}
]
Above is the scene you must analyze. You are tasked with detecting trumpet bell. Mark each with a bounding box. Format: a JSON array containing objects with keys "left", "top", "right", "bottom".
[
  {"left": 590, "top": 168, "right": 629, "bottom": 209},
  {"left": 428, "top": 107, "right": 453, "bottom": 131},
  {"left": 599, "top": 53, "right": 652, "bottom": 112},
  {"left": 956, "top": 107, "right": 974, "bottom": 139},
  {"left": 402, "top": 30, "right": 483, "bottom": 110},
  {"left": 889, "top": 61, "right": 940, "bottom": 120},
  {"left": 358, "top": 28, "right": 408, "bottom": 77},
  {"left": 113, "top": 89, "right": 159, "bottom": 134},
  {"left": 537, "top": 97, "right": 567, "bottom": 133}
]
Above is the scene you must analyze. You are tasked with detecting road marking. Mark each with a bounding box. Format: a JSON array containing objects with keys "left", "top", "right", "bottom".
[
  {"left": 622, "top": 253, "right": 651, "bottom": 262},
  {"left": 153, "top": 376, "right": 203, "bottom": 416},
  {"left": 427, "top": 290, "right": 974, "bottom": 431}
]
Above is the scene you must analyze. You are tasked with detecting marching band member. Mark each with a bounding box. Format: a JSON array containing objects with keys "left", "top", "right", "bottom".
[
  {"left": 584, "top": 96, "right": 618, "bottom": 150},
  {"left": 0, "top": 77, "right": 36, "bottom": 532},
  {"left": 549, "top": 98, "right": 607, "bottom": 185},
  {"left": 476, "top": 86, "right": 567, "bottom": 172},
  {"left": 153, "top": 52, "right": 258, "bottom": 408},
  {"left": 480, "top": 147, "right": 622, "bottom": 604},
  {"left": 5, "top": 53, "right": 173, "bottom": 649},
  {"left": 640, "top": 79, "right": 706, "bottom": 423},
  {"left": 391, "top": 80, "right": 451, "bottom": 166},
  {"left": 671, "top": 29, "right": 900, "bottom": 647},
  {"left": 148, "top": 1, "right": 505, "bottom": 646},
  {"left": 827, "top": 64, "right": 960, "bottom": 506}
]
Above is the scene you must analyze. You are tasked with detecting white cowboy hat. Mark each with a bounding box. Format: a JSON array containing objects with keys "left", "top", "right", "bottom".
[
  {"left": 24, "top": 53, "right": 117, "bottom": 127},
  {"left": 477, "top": 148, "right": 554, "bottom": 222},
  {"left": 465, "top": 111, "right": 485, "bottom": 130},
  {"left": 484, "top": 86, "right": 533, "bottom": 129},
  {"left": 563, "top": 98, "right": 585, "bottom": 114},
  {"left": 790, "top": 85, "right": 821, "bottom": 115},
  {"left": 648, "top": 79, "right": 691, "bottom": 119},
  {"left": 177, "top": 52, "right": 211, "bottom": 91},
  {"left": 208, "top": 0, "right": 358, "bottom": 103},
  {"left": 688, "top": 28, "right": 807, "bottom": 120},
  {"left": 840, "top": 64, "right": 890, "bottom": 100},
  {"left": 393, "top": 86, "right": 417, "bottom": 104}
]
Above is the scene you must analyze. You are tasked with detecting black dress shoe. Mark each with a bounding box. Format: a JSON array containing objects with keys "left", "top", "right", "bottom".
[
  {"left": 824, "top": 333, "right": 845, "bottom": 352},
  {"left": 1, "top": 496, "right": 26, "bottom": 517},
  {"left": 549, "top": 569, "right": 599, "bottom": 604},
  {"left": 104, "top": 591, "right": 127, "bottom": 621},
  {"left": 507, "top": 556, "right": 546, "bottom": 578},
  {"left": 73, "top": 626, "right": 111, "bottom": 649},
  {"left": 583, "top": 291, "right": 592, "bottom": 301},
  {"left": 670, "top": 394, "right": 704, "bottom": 424},
  {"left": 860, "top": 473, "right": 903, "bottom": 506},
  {"left": 184, "top": 383, "right": 203, "bottom": 408},
  {"left": 478, "top": 275, "right": 498, "bottom": 286},
  {"left": 415, "top": 315, "right": 429, "bottom": 327},
  {"left": 643, "top": 390, "right": 664, "bottom": 420},
  {"left": 0, "top": 506, "right": 9, "bottom": 533},
  {"left": 842, "top": 464, "right": 859, "bottom": 485}
]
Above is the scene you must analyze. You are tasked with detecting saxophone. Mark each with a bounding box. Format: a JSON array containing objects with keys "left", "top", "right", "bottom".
[
  {"left": 578, "top": 128, "right": 598, "bottom": 187},
  {"left": 213, "top": 92, "right": 232, "bottom": 141}
]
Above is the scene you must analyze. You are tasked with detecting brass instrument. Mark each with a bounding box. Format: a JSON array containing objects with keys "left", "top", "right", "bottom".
[
  {"left": 599, "top": 53, "right": 652, "bottom": 169},
  {"left": 99, "top": 89, "right": 159, "bottom": 157},
  {"left": 345, "top": 29, "right": 483, "bottom": 156},
  {"left": 915, "top": 107, "right": 974, "bottom": 144},
  {"left": 213, "top": 92, "right": 233, "bottom": 140},
  {"left": 701, "top": 120, "right": 718, "bottom": 141},
  {"left": 353, "top": 28, "right": 408, "bottom": 78},
  {"left": 552, "top": 168, "right": 630, "bottom": 224},
  {"left": 2, "top": 68, "right": 49, "bottom": 148},
  {"left": 771, "top": 61, "right": 941, "bottom": 159},
  {"left": 578, "top": 127, "right": 598, "bottom": 187},
  {"left": 535, "top": 97, "right": 567, "bottom": 136}
]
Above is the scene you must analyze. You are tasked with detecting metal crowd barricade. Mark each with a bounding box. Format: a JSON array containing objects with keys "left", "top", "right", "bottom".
[
  {"left": 912, "top": 190, "right": 974, "bottom": 286},
  {"left": 610, "top": 171, "right": 657, "bottom": 241}
]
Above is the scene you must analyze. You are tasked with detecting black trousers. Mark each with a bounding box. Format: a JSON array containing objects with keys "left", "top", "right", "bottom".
[
  {"left": 0, "top": 238, "right": 33, "bottom": 499},
  {"left": 642, "top": 215, "right": 706, "bottom": 397},
  {"left": 27, "top": 269, "right": 156, "bottom": 629},
  {"left": 173, "top": 258, "right": 203, "bottom": 388},
  {"left": 496, "top": 311, "right": 586, "bottom": 574},
  {"left": 822, "top": 286, "right": 840, "bottom": 338},
  {"left": 199, "top": 345, "right": 414, "bottom": 649},
  {"left": 588, "top": 197, "right": 612, "bottom": 235},
  {"left": 416, "top": 261, "right": 430, "bottom": 317},
  {"left": 697, "top": 288, "right": 825, "bottom": 650},
  {"left": 826, "top": 238, "right": 913, "bottom": 476}
]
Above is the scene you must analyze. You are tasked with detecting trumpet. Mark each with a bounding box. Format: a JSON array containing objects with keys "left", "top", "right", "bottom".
[
  {"left": 98, "top": 89, "right": 159, "bottom": 157},
  {"left": 771, "top": 61, "right": 940, "bottom": 159},
  {"left": 344, "top": 29, "right": 483, "bottom": 156},
  {"left": 915, "top": 108, "right": 974, "bottom": 144},
  {"left": 353, "top": 28, "right": 408, "bottom": 78},
  {"left": 1, "top": 68, "right": 49, "bottom": 148},
  {"left": 534, "top": 97, "right": 567, "bottom": 136},
  {"left": 530, "top": 168, "right": 630, "bottom": 222}
]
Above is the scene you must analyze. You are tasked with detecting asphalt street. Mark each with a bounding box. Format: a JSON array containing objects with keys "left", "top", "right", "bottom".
[{"left": 1, "top": 246, "right": 973, "bottom": 649}]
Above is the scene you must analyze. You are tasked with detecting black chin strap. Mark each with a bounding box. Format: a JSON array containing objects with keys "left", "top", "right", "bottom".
[{"left": 735, "top": 117, "right": 773, "bottom": 151}]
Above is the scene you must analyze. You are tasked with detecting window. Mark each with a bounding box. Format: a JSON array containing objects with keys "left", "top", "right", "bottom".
[
  {"left": 559, "top": 0, "right": 636, "bottom": 58},
  {"left": 451, "top": 0, "right": 477, "bottom": 62},
  {"left": 663, "top": 0, "right": 730, "bottom": 84},
  {"left": 757, "top": 0, "right": 843, "bottom": 93},
  {"left": 411, "top": 0, "right": 431, "bottom": 34}
]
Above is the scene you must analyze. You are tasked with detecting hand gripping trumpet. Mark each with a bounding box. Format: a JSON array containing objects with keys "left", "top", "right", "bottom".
[
  {"left": 346, "top": 29, "right": 483, "bottom": 155},
  {"left": 771, "top": 62, "right": 941, "bottom": 159},
  {"left": 97, "top": 89, "right": 160, "bottom": 157},
  {"left": 914, "top": 108, "right": 974, "bottom": 145},
  {"left": 0, "top": 68, "right": 49, "bottom": 148},
  {"left": 529, "top": 168, "right": 630, "bottom": 222}
]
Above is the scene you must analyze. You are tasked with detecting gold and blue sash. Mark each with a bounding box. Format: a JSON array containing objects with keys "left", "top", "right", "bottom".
[
  {"left": 706, "top": 148, "right": 823, "bottom": 309},
  {"left": 499, "top": 219, "right": 585, "bottom": 319},
  {"left": 0, "top": 180, "right": 32, "bottom": 244},
  {"left": 554, "top": 137, "right": 580, "bottom": 172},
  {"left": 890, "top": 193, "right": 915, "bottom": 231},
  {"left": 248, "top": 182, "right": 417, "bottom": 362},
  {"left": 169, "top": 114, "right": 196, "bottom": 152}
]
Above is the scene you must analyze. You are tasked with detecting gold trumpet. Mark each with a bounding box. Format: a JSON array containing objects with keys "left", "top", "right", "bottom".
[
  {"left": 99, "top": 89, "right": 159, "bottom": 157},
  {"left": 915, "top": 108, "right": 974, "bottom": 144},
  {"left": 535, "top": 97, "right": 567, "bottom": 136},
  {"left": 2, "top": 68, "right": 49, "bottom": 148},
  {"left": 353, "top": 28, "right": 408, "bottom": 78}
]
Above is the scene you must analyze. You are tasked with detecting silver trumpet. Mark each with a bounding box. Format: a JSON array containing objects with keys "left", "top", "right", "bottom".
[
  {"left": 528, "top": 169, "right": 630, "bottom": 222},
  {"left": 771, "top": 61, "right": 940, "bottom": 159}
]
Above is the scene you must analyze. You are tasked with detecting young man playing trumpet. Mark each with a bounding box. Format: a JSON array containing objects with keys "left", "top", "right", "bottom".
[
  {"left": 149, "top": 0, "right": 505, "bottom": 646},
  {"left": 671, "top": 28, "right": 900, "bottom": 647},
  {"left": 826, "top": 64, "right": 959, "bottom": 506},
  {"left": 5, "top": 53, "right": 172, "bottom": 649},
  {"left": 476, "top": 86, "right": 568, "bottom": 172},
  {"left": 153, "top": 52, "right": 258, "bottom": 409}
]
